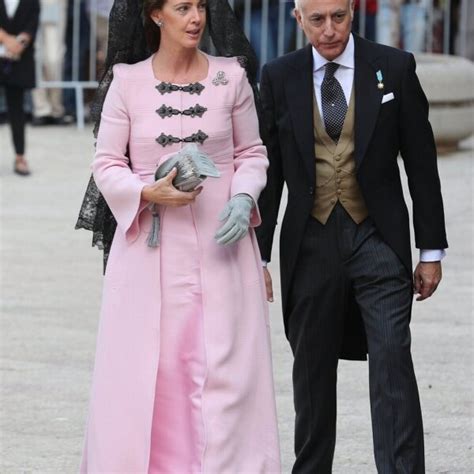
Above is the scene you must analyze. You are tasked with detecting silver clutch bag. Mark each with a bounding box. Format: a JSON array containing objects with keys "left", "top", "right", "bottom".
[
  {"left": 154, "top": 144, "right": 220, "bottom": 191},
  {"left": 148, "top": 144, "right": 220, "bottom": 248}
]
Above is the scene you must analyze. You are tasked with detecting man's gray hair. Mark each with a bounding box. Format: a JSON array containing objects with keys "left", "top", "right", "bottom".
[{"left": 294, "top": 0, "right": 354, "bottom": 11}]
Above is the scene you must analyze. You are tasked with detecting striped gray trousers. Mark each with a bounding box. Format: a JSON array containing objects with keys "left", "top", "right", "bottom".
[{"left": 287, "top": 203, "right": 424, "bottom": 474}]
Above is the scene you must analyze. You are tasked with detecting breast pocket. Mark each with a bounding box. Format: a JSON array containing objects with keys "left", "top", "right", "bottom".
[
  {"left": 380, "top": 92, "right": 398, "bottom": 110},
  {"left": 377, "top": 95, "right": 399, "bottom": 126}
]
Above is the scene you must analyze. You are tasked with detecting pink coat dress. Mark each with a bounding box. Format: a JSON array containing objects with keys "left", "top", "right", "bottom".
[{"left": 80, "top": 53, "right": 281, "bottom": 473}]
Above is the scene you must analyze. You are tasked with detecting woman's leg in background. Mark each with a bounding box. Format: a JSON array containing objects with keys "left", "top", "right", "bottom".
[{"left": 4, "top": 85, "right": 30, "bottom": 175}]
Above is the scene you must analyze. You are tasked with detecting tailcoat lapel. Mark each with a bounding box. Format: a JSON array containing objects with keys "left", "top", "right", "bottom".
[
  {"left": 354, "top": 35, "right": 385, "bottom": 169},
  {"left": 0, "top": 1, "right": 8, "bottom": 26},
  {"left": 12, "top": 0, "right": 24, "bottom": 22},
  {"left": 285, "top": 44, "right": 316, "bottom": 180}
]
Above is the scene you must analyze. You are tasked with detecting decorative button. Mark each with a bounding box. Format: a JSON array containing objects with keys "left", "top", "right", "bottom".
[
  {"left": 183, "top": 130, "right": 208, "bottom": 144},
  {"left": 336, "top": 178, "right": 341, "bottom": 184},
  {"left": 336, "top": 168, "right": 341, "bottom": 173},
  {"left": 182, "top": 104, "right": 207, "bottom": 118},
  {"left": 308, "top": 186, "right": 314, "bottom": 195},
  {"left": 156, "top": 129, "right": 209, "bottom": 146},
  {"left": 156, "top": 104, "right": 207, "bottom": 119},
  {"left": 335, "top": 155, "right": 341, "bottom": 161},
  {"left": 156, "top": 133, "right": 181, "bottom": 146},
  {"left": 156, "top": 81, "right": 205, "bottom": 95},
  {"left": 156, "top": 105, "right": 180, "bottom": 118},
  {"left": 330, "top": 199, "right": 336, "bottom": 204},
  {"left": 337, "top": 189, "right": 342, "bottom": 195}
]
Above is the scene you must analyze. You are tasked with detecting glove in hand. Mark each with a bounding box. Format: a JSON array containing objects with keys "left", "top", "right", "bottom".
[{"left": 215, "top": 194, "right": 254, "bottom": 245}]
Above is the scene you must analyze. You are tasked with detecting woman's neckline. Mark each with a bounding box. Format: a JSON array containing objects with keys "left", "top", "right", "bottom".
[{"left": 150, "top": 51, "right": 211, "bottom": 86}]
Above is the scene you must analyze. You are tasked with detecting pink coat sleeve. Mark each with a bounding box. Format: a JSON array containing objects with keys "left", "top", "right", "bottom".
[
  {"left": 230, "top": 63, "right": 269, "bottom": 227},
  {"left": 92, "top": 65, "right": 148, "bottom": 243}
]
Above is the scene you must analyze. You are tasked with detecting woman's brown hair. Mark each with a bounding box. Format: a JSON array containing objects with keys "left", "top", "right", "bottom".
[{"left": 143, "top": 0, "right": 167, "bottom": 52}]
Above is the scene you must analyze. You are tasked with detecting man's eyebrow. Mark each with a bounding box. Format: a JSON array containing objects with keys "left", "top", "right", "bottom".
[{"left": 309, "top": 8, "right": 347, "bottom": 17}]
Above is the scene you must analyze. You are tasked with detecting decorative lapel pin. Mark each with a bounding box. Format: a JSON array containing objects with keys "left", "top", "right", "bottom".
[
  {"left": 212, "top": 71, "right": 228, "bottom": 86},
  {"left": 376, "top": 70, "right": 384, "bottom": 90}
]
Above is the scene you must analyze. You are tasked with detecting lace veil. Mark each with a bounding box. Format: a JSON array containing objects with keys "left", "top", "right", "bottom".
[{"left": 75, "top": 0, "right": 263, "bottom": 271}]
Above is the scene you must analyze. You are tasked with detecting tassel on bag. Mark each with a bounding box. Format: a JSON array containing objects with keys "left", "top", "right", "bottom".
[{"left": 147, "top": 204, "right": 160, "bottom": 248}]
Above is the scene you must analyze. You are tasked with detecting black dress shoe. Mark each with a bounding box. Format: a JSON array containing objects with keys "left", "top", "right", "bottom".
[
  {"left": 31, "top": 116, "right": 54, "bottom": 126},
  {"left": 52, "top": 115, "right": 75, "bottom": 125}
]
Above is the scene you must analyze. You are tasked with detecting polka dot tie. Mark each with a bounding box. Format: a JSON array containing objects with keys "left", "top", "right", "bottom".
[{"left": 321, "top": 62, "right": 347, "bottom": 143}]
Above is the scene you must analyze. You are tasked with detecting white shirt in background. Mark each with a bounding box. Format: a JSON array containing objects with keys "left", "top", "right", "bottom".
[{"left": 4, "top": 0, "right": 20, "bottom": 18}]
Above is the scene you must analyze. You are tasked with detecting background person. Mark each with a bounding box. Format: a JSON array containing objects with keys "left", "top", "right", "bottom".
[
  {"left": 352, "top": 0, "right": 377, "bottom": 40},
  {"left": 0, "top": 0, "right": 40, "bottom": 175},
  {"left": 31, "top": 0, "right": 68, "bottom": 126},
  {"left": 234, "top": 0, "right": 297, "bottom": 72},
  {"left": 86, "top": 0, "right": 114, "bottom": 77}
]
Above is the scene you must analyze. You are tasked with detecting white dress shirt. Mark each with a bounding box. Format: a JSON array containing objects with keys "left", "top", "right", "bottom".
[
  {"left": 5, "top": 0, "right": 20, "bottom": 18},
  {"left": 311, "top": 34, "right": 445, "bottom": 263}
]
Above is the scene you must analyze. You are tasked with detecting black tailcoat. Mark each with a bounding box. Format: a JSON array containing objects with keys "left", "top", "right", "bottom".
[
  {"left": 256, "top": 35, "right": 448, "bottom": 360},
  {"left": 0, "top": 0, "right": 40, "bottom": 88}
]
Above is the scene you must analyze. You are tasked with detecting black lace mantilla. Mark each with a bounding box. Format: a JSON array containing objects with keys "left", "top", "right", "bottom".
[{"left": 75, "top": 0, "right": 261, "bottom": 272}]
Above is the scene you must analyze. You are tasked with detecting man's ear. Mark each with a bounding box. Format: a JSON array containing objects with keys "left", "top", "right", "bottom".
[{"left": 294, "top": 8, "right": 303, "bottom": 29}]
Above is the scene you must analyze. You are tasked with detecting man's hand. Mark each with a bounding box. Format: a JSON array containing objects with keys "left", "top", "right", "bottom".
[
  {"left": 413, "top": 261, "right": 442, "bottom": 301},
  {"left": 3, "top": 33, "right": 24, "bottom": 57},
  {"left": 263, "top": 267, "right": 274, "bottom": 303}
]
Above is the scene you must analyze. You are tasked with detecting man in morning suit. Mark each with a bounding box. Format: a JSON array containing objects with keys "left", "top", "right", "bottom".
[{"left": 256, "top": 0, "right": 448, "bottom": 472}]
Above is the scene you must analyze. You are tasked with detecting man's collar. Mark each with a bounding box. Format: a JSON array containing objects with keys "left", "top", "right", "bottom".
[{"left": 312, "top": 33, "right": 355, "bottom": 72}]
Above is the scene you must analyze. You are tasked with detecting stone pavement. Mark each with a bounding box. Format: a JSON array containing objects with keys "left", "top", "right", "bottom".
[{"left": 0, "top": 124, "right": 472, "bottom": 473}]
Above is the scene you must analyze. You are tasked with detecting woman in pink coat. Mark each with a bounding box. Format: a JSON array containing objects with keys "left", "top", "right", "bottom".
[{"left": 77, "top": 0, "right": 280, "bottom": 472}]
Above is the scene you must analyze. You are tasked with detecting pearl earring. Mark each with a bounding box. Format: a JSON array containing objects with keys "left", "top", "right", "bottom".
[{"left": 155, "top": 19, "right": 163, "bottom": 27}]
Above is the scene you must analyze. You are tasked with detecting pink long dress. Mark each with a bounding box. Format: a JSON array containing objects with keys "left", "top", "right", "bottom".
[{"left": 80, "top": 53, "right": 281, "bottom": 473}]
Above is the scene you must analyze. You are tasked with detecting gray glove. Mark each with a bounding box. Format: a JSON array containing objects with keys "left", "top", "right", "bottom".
[{"left": 215, "top": 194, "right": 254, "bottom": 245}]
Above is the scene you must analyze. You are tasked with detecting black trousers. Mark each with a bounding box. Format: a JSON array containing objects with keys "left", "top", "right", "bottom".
[
  {"left": 287, "top": 203, "right": 424, "bottom": 474},
  {"left": 3, "top": 85, "right": 26, "bottom": 155}
]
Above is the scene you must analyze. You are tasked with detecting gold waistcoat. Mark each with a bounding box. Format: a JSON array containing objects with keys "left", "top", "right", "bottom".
[{"left": 311, "top": 88, "right": 368, "bottom": 224}]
